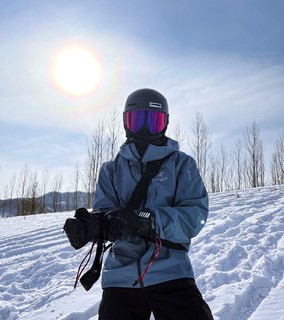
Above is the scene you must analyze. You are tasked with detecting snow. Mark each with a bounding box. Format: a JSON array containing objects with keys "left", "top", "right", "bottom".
[{"left": 1, "top": 185, "right": 284, "bottom": 320}]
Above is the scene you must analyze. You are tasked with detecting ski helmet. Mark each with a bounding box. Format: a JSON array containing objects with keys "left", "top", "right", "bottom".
[
  {"left": 124, "top": 88, "right": 169, "bottom": 115},
  {"left": 123, "top": 88, "right": 169, "bottom": 145}
]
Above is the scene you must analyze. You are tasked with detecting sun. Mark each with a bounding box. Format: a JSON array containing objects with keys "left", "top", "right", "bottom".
[{"left": 51, "top": 46, "right": 101, "bottom": 97}]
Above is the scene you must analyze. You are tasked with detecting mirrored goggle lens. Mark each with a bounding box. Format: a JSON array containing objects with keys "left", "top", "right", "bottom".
[
  {"left": 124, "top": 110, "right": 167, "bottom": 134},
  {"left": 124, "top": 110, "right": 145, "bottom": 133},
  {"left": 147, "top": 110, "right": 167, "bottom": 134}
]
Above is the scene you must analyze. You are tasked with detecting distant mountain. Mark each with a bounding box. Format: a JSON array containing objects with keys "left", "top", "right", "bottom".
[{"left": 0, "top": 191, "right": 92, "bottom": 217}]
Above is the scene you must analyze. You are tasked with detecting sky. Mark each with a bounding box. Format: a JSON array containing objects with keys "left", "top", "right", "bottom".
[{"left": 0, "top": 0, "right": 284, "bottom": 194}]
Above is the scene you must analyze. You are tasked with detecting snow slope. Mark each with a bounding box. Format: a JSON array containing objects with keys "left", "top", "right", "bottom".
[{"left": 1, "top": 185, "right": 284, "bottom": 320}]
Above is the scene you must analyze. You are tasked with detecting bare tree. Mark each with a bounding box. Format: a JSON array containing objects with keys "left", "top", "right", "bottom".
[
  {"left": 28, "top": 171, "right": 40, "bottom": 215},
  {"left": 105, "top": 109, "right": 123, "bottom": 160},
  {"left": 41, "top": 168, "right": 50, "bottom": 214},
  {"left": 1, "top": 185, "right": 9, "bottom": 217},
  {"left": 219, "top": 144, "right": 229, "bottom": 191},
  {"left": 72, "top": 162, "right": 81, "bottom": 210},
  {"left": 271, "top": 131, "right": 284, "bottom": 185},
  {"left": 5, "top": 172, "right": 17, "bottom": 216},
  {"left": 189, "top": 112, "right": 211, "bottom": 182},
  {"left": 171, "top": 123, "right": 186, "bottom": 150},
  {"left": 231, "top": 139, "right": 244, "bottom": 190},
  {"left": 208, "top": 155, "right": 217, "bottom": 193},
  {"left": 19, "top": 164, "right": 31, "bottom": 198},
  {"left": 1, "top": 173, "right": 17, "bottom": 217},
  {"left": 243, "top": 122, "right": 265, "bottom": 188},
  {"left": 83, "top": 121, "right": 106, "bottom": 208},
  {"left": 17, "top": 164, "right": 31, "bottom": 215},
  {"left": 208, "top": 145, "right": 229, "bottom": 193},
  {"left": 17, "top": 169, "right": 41, "bottom": 215},
  {"left": 52, "top": 172, "right": 63, "bottom": 212}
]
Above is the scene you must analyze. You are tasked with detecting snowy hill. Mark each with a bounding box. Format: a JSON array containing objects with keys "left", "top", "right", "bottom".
[{"left": 0, "top": 185, "right": 283, "bottom": 320}]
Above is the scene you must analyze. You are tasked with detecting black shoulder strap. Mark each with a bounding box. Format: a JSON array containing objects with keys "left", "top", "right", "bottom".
[
  {"left": 127, "top": 153, "right": 187, "bottom": 252},
  {"left": 126, "top": 157, "right": 168, "bottom": 210}
]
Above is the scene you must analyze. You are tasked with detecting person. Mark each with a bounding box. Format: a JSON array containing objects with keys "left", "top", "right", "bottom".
[{"left": 64, "top": 88, "right": 214, "bottom": 320}]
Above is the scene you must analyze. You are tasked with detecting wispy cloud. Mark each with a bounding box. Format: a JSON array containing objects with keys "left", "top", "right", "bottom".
[{"left": 161, "top": 54, "right": 284, "bottom": 139}]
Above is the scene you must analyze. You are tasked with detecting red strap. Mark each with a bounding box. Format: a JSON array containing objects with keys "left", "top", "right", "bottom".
[
  {"left": 74, "top": 240, "right": 96, "bottom": 289},
  {"left": 132, "top": 235, "right": 162, "bottom": 286}
]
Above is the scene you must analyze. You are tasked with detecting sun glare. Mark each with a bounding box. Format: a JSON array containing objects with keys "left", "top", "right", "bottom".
[{"left": 52, "top": 46, "right": 101, "bottom": 97}]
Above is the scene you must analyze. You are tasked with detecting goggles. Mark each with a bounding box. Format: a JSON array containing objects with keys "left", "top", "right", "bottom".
[{"left": 124, "top": 110, "right": 168, "bottom": 134}]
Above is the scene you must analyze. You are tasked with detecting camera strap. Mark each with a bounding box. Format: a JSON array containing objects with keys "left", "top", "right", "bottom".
[{"left": 127, "top": 154, "right": 174, "bottom": 210}]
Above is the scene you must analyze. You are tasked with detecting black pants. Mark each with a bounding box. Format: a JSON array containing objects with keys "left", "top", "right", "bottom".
[{"left": 99, "top": 278, "right": 214, "bottom": 320}]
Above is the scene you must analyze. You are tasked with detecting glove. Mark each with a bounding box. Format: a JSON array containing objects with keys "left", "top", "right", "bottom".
[
  {"left": 63, "top": 207, "right": 102, "bottom": 250},
  {"left": 103, "top": 208, "right": 156, "bottom": 242}
]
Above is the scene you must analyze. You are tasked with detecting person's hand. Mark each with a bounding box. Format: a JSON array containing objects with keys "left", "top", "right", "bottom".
[
  {"left": 103, "top": 208, "right": 156, "bottom": 242},
  {"left": 63, "top": 207, "right": 102, "bottom": 249}
]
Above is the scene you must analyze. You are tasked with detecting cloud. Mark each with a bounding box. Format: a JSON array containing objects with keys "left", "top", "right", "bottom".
[{"left": 162, "top": 54, "right": 284, "bottom": 138}]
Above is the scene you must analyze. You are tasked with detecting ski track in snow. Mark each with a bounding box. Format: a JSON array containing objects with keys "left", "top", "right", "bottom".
[
  {"left": 0, "top": 185, "right": 284, "bottom": 320},
  {"left": 191, "top": 186, "right": 284, "bottom": 320}
]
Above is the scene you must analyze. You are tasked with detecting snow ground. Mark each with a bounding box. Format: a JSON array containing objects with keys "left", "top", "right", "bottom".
[{"left": 0, "top": 185, "right": 284, "bottom": 320}]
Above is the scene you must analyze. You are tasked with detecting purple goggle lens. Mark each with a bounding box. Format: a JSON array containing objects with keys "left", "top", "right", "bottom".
[{"left": 124, "top": 110, "right": 167, "bottom": 134}]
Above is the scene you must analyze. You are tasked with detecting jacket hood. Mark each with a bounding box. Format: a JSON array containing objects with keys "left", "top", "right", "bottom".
[{"left": 119, "top": 137, "right": 179, "bottom": 162}]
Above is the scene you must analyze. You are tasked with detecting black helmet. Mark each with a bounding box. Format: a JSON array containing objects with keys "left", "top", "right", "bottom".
[
  {"left": 123, "top": 88, "right": 169, "bottom": 147},
  {"left": 124, "top": 88, "right": 169, "bottom": 115}
]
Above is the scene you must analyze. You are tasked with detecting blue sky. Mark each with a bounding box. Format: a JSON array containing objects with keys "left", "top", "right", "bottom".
[{"left": 0, "top": 0, "right": 284, "bottom": 193}]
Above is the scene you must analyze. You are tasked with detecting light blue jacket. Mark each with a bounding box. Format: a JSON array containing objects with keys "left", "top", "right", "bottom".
[{"left": 93, "top": 137, "right": 208, "bottom": 288}]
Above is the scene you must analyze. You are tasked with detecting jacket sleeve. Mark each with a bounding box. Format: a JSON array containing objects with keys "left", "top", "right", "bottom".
[
  {"left": 92, "top": 161, "right": 119, "bottom": 211},
  {"left": 153, "top": 156, "right": 208, "bottom": 245}
]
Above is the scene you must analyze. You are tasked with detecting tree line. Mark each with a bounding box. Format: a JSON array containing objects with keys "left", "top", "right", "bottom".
[
  {"left": 1, "top": 110, "right": 283, "bottom": 217},
  {"left": 182, "top": 113, "right": 283, "bottom": 192}
]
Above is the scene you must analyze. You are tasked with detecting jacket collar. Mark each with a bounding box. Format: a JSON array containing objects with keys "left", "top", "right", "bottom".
[{"left": 119, "top": 137, "right": 179, "bottom": 162}]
